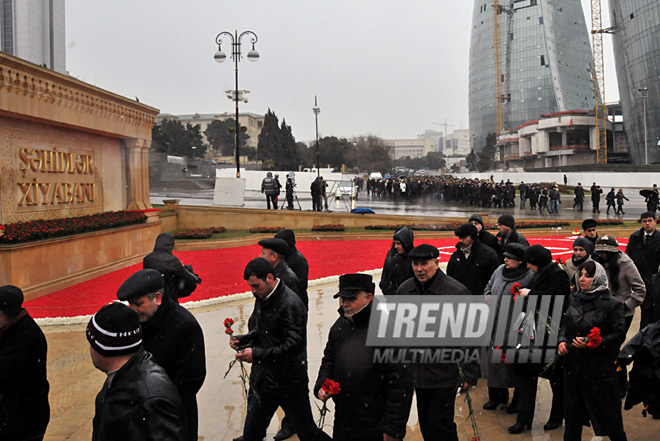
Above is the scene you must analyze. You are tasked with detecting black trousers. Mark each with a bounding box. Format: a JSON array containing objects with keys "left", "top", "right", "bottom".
[
  {"left": 266, "top": 194, "right": 277, "bottom": 209},
  {"left": 242, "top": 384, "right": 331, "bottom": 441},
  {"left": 415, "top": 387, "right": 458, "bottom": 441},
  {"left": 516, "top": 375, "right": 538, "bottom": 425}
]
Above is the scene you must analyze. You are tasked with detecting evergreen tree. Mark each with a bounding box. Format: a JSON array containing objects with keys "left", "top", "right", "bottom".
[
  {"left": 204, "top": 119, "right": 248, "bottom": 156},
  {"left": 353, "top": 135, "right": 392, "bottom": 174},
  {"left": 466, "top": 148, "right": 478, "bottom": 170},
  {"left": 257, "top": 109, "right": 281, "bottom": 166},
  {"left": 477, "top": 132, "right": 498, "bottom": 171}
]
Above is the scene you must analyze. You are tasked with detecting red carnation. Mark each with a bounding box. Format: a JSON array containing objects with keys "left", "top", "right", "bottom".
[
  {"left": 224, "top": 317, "right": 235, "bottom": 328},
  {"left": 321, "top": 379, "right": 341, "bottom": 396},
  {"left": 586, "top": 327, "right": 602, "bottom": 348},
  {"left": 510, "top": 282, "right": 521, "bottom": 300},
  {"left": 225, "top": 328, "right": 233, "bottom": 335}
]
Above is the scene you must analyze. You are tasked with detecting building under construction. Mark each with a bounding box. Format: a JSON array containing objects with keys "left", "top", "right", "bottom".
[{"left": 468, "top": 0, "right": 596, "bottom": 153}]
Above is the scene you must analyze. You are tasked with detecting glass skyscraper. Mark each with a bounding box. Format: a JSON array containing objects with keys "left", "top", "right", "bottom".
[
  {"left": 469, "top": 0, "right": 595, "bottom": 151},
  {"left": 610, "top": 0, "right": 660, "bottom": 164}
]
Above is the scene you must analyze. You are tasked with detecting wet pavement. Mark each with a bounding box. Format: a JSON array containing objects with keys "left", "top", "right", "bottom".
[
  {"left": 151, "top": 187, "right": 651, "bottom": 222},
  {"left": 44, "top": 275, "right": 654, "bottom": 441}
]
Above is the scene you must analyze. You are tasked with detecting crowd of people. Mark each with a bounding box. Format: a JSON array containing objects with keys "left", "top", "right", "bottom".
[{"left": 4, "top": 210, "right": 660, "bottom": 441}]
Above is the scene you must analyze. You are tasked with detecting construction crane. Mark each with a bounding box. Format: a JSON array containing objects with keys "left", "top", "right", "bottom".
[
  {"left": 591, "top": 0, "right": 615, "bottom": 164},
  {"left": 492, "top": 1, "right": 514, "bottom": 136},
  {"left": 431, "top": 118, "right": 456, "bottom": 136}
]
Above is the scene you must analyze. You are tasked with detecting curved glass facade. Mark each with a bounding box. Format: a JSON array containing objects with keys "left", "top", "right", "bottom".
[
  {"left": 611, "top": 0, "right": 660, "bottom": 164},
  {"left": 468, "top": 0, "right": 595, "bottom": 151}
]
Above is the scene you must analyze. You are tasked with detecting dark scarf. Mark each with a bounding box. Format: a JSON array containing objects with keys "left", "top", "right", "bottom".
[
  {"left": 571, "top": 254, "right": 589, "bottom": 267},
  {"left": 502, "top": 265, "right": 529, "bottom": 281}
]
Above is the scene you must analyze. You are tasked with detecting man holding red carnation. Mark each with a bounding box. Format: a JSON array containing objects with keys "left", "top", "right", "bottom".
[{"left": 315, "top": 273, "right": 413, "bottom": 441}]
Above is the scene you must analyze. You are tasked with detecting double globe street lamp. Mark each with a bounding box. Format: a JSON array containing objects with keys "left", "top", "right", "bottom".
[{"left": 214, "top": 30, "right": 259, "bottom": 178}]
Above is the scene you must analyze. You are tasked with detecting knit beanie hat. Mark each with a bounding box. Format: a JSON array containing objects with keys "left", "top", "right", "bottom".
[
  {"left": 594, "top": 235, "right": 620, "bottom": 254},
  {"left": 497, "top": 214, "right": 515, "bottom": 229},
  {"left": 468, "top": 213, "right": 484, "bottom": 228},
  {"left": 572, "top": 237, "right": 594, "bottom": 255},
  {"left": 87, "top": 303, "right": 142, "bottom": 357},
  {"left": 0, "top": 285, "right": 24, "bottom": 314},
  {"left": 524, "top": 244, "right": 552, "bottom": 267}
]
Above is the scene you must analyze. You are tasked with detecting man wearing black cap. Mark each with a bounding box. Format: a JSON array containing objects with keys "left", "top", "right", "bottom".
[
  {"left": 469, "top": 213, "right": 500, "bottom": 254},
  {"left": 143, "top": 232, "right": 201, "bottom": 303},
  {"left": 396, "top": 244, "right": 479, "bottom": 440},
  {"left": 258, "top": 237, "right": 303, "bottom": 306},
  {"left": 315, "top": 274, "right": 413, "bottom": 440},
  {"left": 582, "top": 219, "right": 599, "bottom": 249},
  {"left": 496, "top": 214, "right": 529, "bottom": 255},
  {"left": 517, "top": 245, "right": 570, "bottom": 433},
  {"left": 626, "top": 212, "right": 660, "bottom": 329},
  {"left": 447, "top": 223, "right": 500, "bottom": 297},
  {"left": 117, "top": 269, "right": 206, "bottom": 441},
  {"left": 87, "top": 303, "right": 185, "bottom": 441},
  {"left": 380, "top": 226, "right": 415, "bottom": 296},
  {"left": 231, "top": 258, "right": 330, "bottom": 441},
  {"left": 275, "top": 229, "right": 309, "bottom": 306},
  {"left": 0, "top": 285, "right": 50, "bottom": 441},
  {"left": 590, "top": 183, "right": 603, "bottom": 213}
]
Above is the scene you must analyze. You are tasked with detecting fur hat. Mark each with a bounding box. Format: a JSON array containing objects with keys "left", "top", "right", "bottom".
[
  {"left": 594, "top": 235, "right": 620, "bottom": 254},
  {"left": 582, "top": 219, "right": 597, "bottom": 230},
  {"left": 454, "top": 223, "right": 478, "bottom": 240},
  {"left": 524, "top": 245, "right": 552, "bottom": 267},
  {"left": 87, "top": 303, "right": 142, "bottom": 357}
]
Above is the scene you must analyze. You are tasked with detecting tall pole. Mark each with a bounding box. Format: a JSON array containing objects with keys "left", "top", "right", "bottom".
[
  {"left": 214, "top": 30, "right": 259, "bottom": 179},
  {"left": 234, "top": 31, "right": 240, "bottom": 177},
  {"left": 643, "top": 88, "right": 648, "bottom": 165},
  {"left": 313, "top": 96, "right": 320, "bottom": 177}
]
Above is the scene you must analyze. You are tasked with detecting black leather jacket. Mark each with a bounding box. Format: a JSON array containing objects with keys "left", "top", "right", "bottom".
[
  {"left": 92, "top": 348, "right": 185, "bottom": 441},
  {"left": 236, "top": 280, "right": 309, "bottom": 392}
]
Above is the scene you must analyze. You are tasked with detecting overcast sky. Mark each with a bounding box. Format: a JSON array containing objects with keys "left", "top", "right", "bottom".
[{"left": 65, "top": 0, "right": 618, "bottom": 144}]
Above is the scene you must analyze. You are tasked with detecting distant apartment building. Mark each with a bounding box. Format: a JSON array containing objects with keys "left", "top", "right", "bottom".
[
  {"left": 0, "top": 0, "right": 66, "bottom": 73},
  {"left": 385, "top": 137, "right": 440, "bottom": 160},
  {"left": 156, "top": 112, "right": 265, "bottom": 150},
  {"left": 444, "top": 129, "right": 471, "bottom": 156},
  {"left": 610, "top": 0, "right": 660, "bottom": 164},
  {"left": 469, "top": 0, "right": 595, "bottom": 151}
]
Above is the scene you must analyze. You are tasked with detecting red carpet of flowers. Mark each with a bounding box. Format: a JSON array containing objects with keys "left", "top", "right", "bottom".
[{"left": 24, "top": 235, "right": 628, "bottom": 319}]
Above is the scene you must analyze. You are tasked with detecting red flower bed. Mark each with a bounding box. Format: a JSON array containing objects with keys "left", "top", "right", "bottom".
[
  {"left": 249, "top": 226, "right": 286, "bottom": 233},
  {"left": 173, "top": 227, "right": 226, "bottom": 240},
  {"left": 127, "top": 208, "right": 161, "bottom": 213},
  {"left": 365, "top": 223, "right": 463, "bottom": 231},
  {"left": 0, "top": 211, "right": 147, "bottom": 244},
  {"left": 311, "top": 224, "right": 345, "bottom": 232}
]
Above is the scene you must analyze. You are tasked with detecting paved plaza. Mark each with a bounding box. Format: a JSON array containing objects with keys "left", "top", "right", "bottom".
[{"left": 43, "top": 275, "right": 655, "bottom": 441}]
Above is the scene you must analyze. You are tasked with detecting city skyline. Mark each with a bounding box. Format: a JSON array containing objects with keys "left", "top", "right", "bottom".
[{"left": 64, "top": 1, "right": 618, "bottom": 144}]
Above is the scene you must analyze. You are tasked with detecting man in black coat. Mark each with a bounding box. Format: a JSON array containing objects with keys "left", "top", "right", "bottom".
[
  {"left": 258, "top": 238, "right": 304, "bottom": 306},
  {"left": 397, "top": 245, "right": 479, "bottom": 441},
  {"left": 87, "top": 303, "right": 185, "bottom": 441},
  {"left": 573, "top": 183, "right": 585, "bottom": 211},
  {"left": 447, "top": 223, "right": 500, "bottom": 296},
  {"left": 582, "top": 219, "right": 599, "bottom": 250},
  {"left": 469, "top": 213, "right": 500, "bottom": 255},
  {"left": 275, "top": 229, "right": 309, "bottom": 305},
  {"left": 231, "top": 258, "right": 330, "bottom": 441},
  {"left": 518, "top": 245, "right": 571, "bottom": 432},
  {"left": 379, "top": 226, "right": 415, "bottom": 296},
  {"left": 143, "top": 233, "right": 201, "bottom": 303},
  {"left": 626, "top": 212, "right": 660, "bottom": 329},
  {"left": 496, "top": 214, "right": 529, "bottom": 256},
  {"left": 117, "top": 269, "right": 206, "bottom": 441},
  {"left": 315, "top": 274, "right": 413, "bottom": 441},
  {"left": 590, "top": 183, "right": 603, "bottom": 213},
  {"left": 0, "top": 285, "right": 50, "bottom": 441}
]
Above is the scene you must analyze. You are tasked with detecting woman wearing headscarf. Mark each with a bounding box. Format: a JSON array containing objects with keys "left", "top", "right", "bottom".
[
  {"left": 595, "top": 235, "right": 646, "bottom": 332},
  {"left": 564, "top": 237, "right": 594, "bottom": 292},
  {"left": 481, "top": 244, "right": 533, "bottom": 422},
  {"left": 558, "top": 261, "right": 628, "bottom": 441}
]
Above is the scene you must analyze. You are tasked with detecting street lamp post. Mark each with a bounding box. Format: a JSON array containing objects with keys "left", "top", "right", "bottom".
[
  {"left": 639, "top": 87, "right": 649, "bottom": 164},
  {"left": 191, "top": 146, "right": 196, "bottom": 159},
  {"left": 214, "top": 30, "right": 259, "bottom": 178},
  {"left": 313, "top": 96, "right": 320, "bottom": 177}
]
